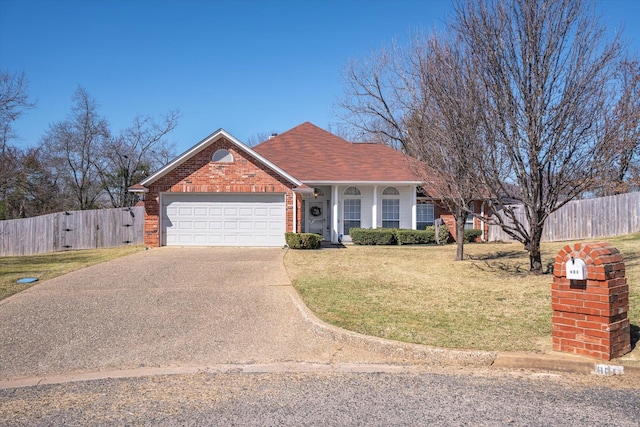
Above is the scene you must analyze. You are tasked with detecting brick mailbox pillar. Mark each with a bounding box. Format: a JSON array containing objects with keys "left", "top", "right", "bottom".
[{"left": 551, "top": 242, "right": 631, "bottom": 360}]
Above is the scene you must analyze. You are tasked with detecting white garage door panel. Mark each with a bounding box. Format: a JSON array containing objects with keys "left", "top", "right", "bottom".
[{"left": 162, "top": 193, "right": 286, "bottom": 247}]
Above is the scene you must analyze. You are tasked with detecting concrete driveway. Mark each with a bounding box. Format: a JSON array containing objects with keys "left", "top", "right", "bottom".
[{"left": 1, "top": 247, "right": 407, "bottom": 381}]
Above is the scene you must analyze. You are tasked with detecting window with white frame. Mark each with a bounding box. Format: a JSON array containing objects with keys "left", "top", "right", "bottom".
[
  {"left": 343, "top": 187, "right": 361, "bottom": 235},
  {"left": 381, "top": 187, "right": 400, "bottom": 228},
  {"left": 212, "top": 149, "right": 233, "bottom": 162},
  {"left": 343, "top": 186, "right": 361, "bottom": 196},
  {"left": 416, "top": 201, "right": 435, "bottom": 230},
  {"left": 465, "top": 202, "right": 476, "bottom": 229}
]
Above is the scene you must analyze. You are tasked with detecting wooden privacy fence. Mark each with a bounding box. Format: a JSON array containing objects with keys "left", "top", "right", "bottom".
[
  {"left": 0, "top": 206, "right": 144, "bottom": 256},
  {"left": 488, "top": 192, "right": 640, "bottom": 242}
]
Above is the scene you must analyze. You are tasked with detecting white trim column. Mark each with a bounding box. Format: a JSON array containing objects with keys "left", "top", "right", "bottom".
[
  {"left": 481, "top": 201, "right": 486, "bottom": 242},
  {"left": 291, "top": 193, "right": 297, "bottom": 233},
  {"left": 411, "top": 186, "right": 417, "bottom": 230},
  {"left": 332, "top": 185, "right": 339, "bottom": 243},
  {"left": 372, "top": 185, "right": 378, "bottom": 229}
]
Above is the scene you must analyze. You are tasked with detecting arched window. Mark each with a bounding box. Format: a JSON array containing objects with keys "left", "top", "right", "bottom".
[
  {"left": 382, "top": 187, "right": 400, "bottom": 228},
  {"left": 343, "top": 186, "right": 361, "bottom": 235},
  {"left": 382, "top": 186, "right": 399, "bottom": 196},
  {"left": 212, "top": 149, "right": 233, "bottom": 163},
  {"left": 343, "top": 186, "right": 361, "bottom": 196}
]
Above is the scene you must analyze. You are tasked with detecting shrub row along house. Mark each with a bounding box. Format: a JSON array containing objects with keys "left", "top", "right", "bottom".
[{"left": 129, "top": 122, "right": 486, "bottom": 247}]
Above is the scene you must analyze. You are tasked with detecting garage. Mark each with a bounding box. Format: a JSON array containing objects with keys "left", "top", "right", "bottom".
[{"left": 161, "top": 193, "right": 286, "bottom": 247}]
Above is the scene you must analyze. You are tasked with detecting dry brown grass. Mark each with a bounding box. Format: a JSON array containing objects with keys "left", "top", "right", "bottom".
[{"left": 285, "top": 234, "right": 640, "bottom": 354}]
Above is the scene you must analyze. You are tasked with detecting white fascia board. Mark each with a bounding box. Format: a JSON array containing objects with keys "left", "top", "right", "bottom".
[
  {"left": 293, "top": 186, "right": 315, "bottom": 194},
  {"left": 139, "top": 129, "right": 302, "bottom": 187},
  {"left": 303, "top": 181, "right": 424, "bottom": 186},
  {"left": 128, "top": 187, "right": 149, "bottom": 193}
]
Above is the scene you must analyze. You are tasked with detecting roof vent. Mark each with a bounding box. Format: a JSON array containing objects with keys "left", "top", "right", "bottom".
[{"left": 268, "top": 133, "right": 278, "bottom": 139}]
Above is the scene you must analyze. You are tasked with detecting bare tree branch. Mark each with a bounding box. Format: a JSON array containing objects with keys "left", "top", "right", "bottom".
[
  {"left": 455, "top": 0, "right": 623, "bottom": 273},
  {"left": 40, "top": 86, "right": 110, "bottom": 210},
  {"left": 99, "top": 110, "right": 180, "bottom": 207}
]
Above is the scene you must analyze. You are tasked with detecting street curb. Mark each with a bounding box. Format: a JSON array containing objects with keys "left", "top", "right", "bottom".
[
  {"left": 493, "top": 352, "right": 640, "bottom": 377},
  {"left": 287, "top": 287, "right": 497, "bottom": 368}
]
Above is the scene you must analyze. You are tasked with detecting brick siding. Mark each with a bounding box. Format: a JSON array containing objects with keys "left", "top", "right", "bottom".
[
  {"left": 551, "top": 242, "right": 631, "bottom": 360},
  {"left": 142, "top": 137, "right": 297, "bottom": 246}
]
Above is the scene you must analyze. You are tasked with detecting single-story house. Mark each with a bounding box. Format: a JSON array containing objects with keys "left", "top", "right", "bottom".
[{"left": 129, "top": 122, "right": 487, "bottom": 247}]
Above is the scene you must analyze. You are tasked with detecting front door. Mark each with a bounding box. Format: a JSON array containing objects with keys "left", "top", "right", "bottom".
[{"left": 307, "top": 201, "right": 325, "bottom": 238}]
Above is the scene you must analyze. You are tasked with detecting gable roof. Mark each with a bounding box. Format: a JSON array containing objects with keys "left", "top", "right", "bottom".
[
  {"left": 136, "top": 128, "right": 302, "bottom": 188},
  {"left": 253, "top": 122, "right": 423, "bottom": 183}
]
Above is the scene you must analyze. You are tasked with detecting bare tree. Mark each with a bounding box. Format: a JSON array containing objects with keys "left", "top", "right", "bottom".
[
  {"left": 337, "top": 0, "right": 629, "bottom": 271},
  {"left": 338, "top": 42, "right": 414, "bottom": 150},
  {"left": 99, "top": 111, "right": 179, "bottom": 207},
  {"left": 404, "top": 33, "right": 486, "bottom": 261},
  {"left": 0, "top": 70, "right": 36, "bottom": 149},
  {"left": 325, "top": 123, "right": 376, "bottom": 142},
  {"left": 41, "top": 86, "right": 110, "bottom": 210},
  {"left": 0, "top": 143, "right": 21, "bottom": 219},
  {"left": 0, "top": 70, "right": 36, "bottom": 218},
  {"left": 246, "top": 131, "right": 280, "bottom": 147},
  {"left": 597, "top": 59, "right": 640, "bottom": 195},
  {"left": 455, "top": 0, "right": 624, "bottom": 274},
  {"left": 337, "top": 34, "right": 485, "bottom": 260},
  {"left": 11, "top": 148, "right": 65, "bottom": 218}
]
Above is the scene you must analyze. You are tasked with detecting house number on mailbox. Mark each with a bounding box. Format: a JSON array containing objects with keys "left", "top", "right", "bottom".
[{"left": 566, "top": 257, "right": 587, "bottom": 280}]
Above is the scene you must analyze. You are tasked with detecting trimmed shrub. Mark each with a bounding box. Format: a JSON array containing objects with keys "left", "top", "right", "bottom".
[
  {"left": 395, "top": 229, "right": 431, "bottom": 245},
  {"left": 348, "top": 227, "right": 453, "bottom": 246},
  {"left": 425, "top": 225, "right": 451, "bottom": 244},
  {"left": 464, "top": 228, "right": 483, "bottom": 243},
  {"left": 285, "top": 232, "right": 322, "bottom": 249},
  {"left": 350, "top": 228, "right": 396, "bottom": 245}
]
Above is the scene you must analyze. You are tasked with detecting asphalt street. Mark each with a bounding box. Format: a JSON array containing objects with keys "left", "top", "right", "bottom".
[{"left": 1, "top": 370, "right": 639, "bottom": 426}]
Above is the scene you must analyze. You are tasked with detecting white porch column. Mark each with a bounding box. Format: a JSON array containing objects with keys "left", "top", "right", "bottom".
[
  {"left": 292, "top": 193, "right": 297, "bottom": 233},
  {"left": 372, "top": 185, "right": 378, "bottom": 229},
  {"left": 411, "top": 186, "right": 417, "bottom": 230},
  {"left": 481, "top": 201, "right": 486, "bottom": 242},
  {"left": 332, "top": 185, "right": 339, "bottom": 243}
]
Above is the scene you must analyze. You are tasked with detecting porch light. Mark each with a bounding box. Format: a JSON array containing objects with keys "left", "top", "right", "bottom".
[{"left": 313, "top": 189, "right": 318, "bottom": 198}]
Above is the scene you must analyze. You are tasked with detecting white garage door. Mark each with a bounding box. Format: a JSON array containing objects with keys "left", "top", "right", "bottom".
[{"left": 161, "top": 193, "right": 286, "bottom": 247}]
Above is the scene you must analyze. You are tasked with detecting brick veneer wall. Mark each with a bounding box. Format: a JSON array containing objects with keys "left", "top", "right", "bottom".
[
  {"left": 142, "top": 137, "right": 297, "bottom": 247},
  {"left": 436, "top": 200, "right": 487, "bottom": 242},
  {"left": 551, "top": 242, "right": 631, "bottom": 360}
]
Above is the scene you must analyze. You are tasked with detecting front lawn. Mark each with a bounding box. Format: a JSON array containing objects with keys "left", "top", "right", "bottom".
[
  {"left": 0, "top": 246, "right": 145, "bottom": 301},
  {"left": 285, "top": 233, "right": 640, "bottom": 355}
]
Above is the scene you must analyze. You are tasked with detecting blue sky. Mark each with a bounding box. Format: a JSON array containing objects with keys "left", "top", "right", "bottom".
[{"left": 1, "top": 0, "right": 639, "bottom": 154}]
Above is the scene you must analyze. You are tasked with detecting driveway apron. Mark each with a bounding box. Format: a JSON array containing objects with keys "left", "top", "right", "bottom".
[{"left": 0, "top": 247, "right": 388, "bottom": 380}]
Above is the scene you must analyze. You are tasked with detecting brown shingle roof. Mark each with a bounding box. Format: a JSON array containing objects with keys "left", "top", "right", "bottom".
[{"left": 253, "top": 122, "right": 422, "bottom": 183}]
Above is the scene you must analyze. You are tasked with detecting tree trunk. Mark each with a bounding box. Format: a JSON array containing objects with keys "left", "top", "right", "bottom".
[
  {"left": 528, "top": 247, "right": 543, "bottom": 275},
  {"left": 455, "top": 210, "right": 466, "bottom": 261},
  {"left": 527, "top": 229, "right": 544, "bottom": 275}
]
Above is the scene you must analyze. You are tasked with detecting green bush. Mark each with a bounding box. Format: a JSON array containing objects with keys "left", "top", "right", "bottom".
[
  {"left": 464, "top": 228, "right": 483, "bottom": 243},
  {"left": 424, "top": 225, "right": 451, "bottom": 244},
  {"left": 285, "top": 232, "right": 322, "bottom": 249},
  {"left": 350, "top": 228, "right": 396, "bottom": 245},
  {"left": 350, "top": 228, "right": 451, "bottom": 246},
  {"left": 395, "top": 229, "right": 431, "bottom": 245}
]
